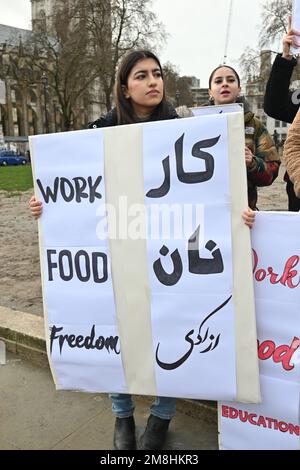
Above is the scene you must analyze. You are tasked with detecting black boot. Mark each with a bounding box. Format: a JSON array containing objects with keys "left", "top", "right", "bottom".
[
  {"left": 139, "top": 414, "right": 170, "bottom": 450},
  {"left": 113, "top": 416, "right": 136, "bottom": 450}
]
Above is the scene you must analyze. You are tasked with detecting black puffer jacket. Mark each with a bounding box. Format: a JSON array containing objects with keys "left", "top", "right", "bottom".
[{"left": 88, "top": 103, "right": 179, "bottom": 129}]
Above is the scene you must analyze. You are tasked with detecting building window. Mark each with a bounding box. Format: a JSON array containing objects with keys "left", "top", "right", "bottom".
[
  {"left": 281, "top": 121, "right": 287, "bottom": 127},
  {"left": 275, "top": 120, "right": 280, "bottom": 127}
]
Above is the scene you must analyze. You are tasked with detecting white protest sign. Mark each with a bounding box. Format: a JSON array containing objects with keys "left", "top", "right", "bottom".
[
  {"left": 219, "top": 212, "right": 300, "bottom": 450},
  {"left": 31, "top": 129, "right": 127, "bottom": 393},
  {"left": 30, "top": 114, "right": 260, "bottom": 401},
  {"left": 292, "top": 0, "right": 300, "bottom": 55}
]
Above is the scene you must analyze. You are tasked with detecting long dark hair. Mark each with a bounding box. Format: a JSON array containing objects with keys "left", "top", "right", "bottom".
[
  {"left": 208, "top": 65, "right": 241, "bottom": 89},
  {"left": 115, "top": 50, "right": 169, "bottom": 125}
]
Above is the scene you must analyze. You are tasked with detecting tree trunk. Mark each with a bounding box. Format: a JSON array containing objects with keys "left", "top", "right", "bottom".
[{"left": 105, "top": 89, "right": 112, "bottom": 111}]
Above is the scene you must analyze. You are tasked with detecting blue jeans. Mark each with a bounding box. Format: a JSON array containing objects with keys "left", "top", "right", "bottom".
[{"left": 109, "top": 393, "right": 176, "bottom": 420}]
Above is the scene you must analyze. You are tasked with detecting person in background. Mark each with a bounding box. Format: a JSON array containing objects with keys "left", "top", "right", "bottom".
[
  {"left": 208, "top": 65, "right": 280, "bottom": 210},
  {"left": 264, "top": 15, "right": 300, "bottom": 211},
  {"left": 29, "top": 50, "right": 256, "bottom": 450}
]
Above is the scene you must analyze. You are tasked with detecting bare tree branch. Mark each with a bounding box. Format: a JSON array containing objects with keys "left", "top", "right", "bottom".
[{"left": 259, "top": 0, "right": 292, "bottom": 48}]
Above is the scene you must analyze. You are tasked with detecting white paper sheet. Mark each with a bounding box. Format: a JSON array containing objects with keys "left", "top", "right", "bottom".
[
  {"left": 143, "top": 115, "right": 237, "bottom": 399},
  {"left": 191, "top": 103, "right": 243, "bottom": 117},
  {"left": 30, "top": 114, "right": 258, "bottom": 400},
  {"left": 30, "top": 129, "right": 127, "bottom": 393},
  {"left": 143, "top": 116, "right": 231, "bottom": 205},
  {"left": 251, "top": 212, "right": 300, "bottom": 304},
  {"left": 151, "top": 292, "right": 236, "bottom": 399},
  {"left": 219, "top": 212, "right": 300, "bottom": 449},
  {"left": 220, "top": 376, "right": 300, "bottom": 450},
  {"left": 256, "top": 299, "right": 300, "bottom": 384}
]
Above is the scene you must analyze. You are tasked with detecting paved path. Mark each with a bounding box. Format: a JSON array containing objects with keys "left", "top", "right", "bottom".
[{"left": 0, "top": 352, "right": 218, "bottom": 451}]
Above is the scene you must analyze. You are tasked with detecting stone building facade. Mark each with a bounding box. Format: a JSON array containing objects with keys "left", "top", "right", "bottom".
[
  {"left": 0, "top": 0, "right": 102, "bottom": 149},
  {"left": 0, "top": 23, "right": 67, "bottom": 149}
]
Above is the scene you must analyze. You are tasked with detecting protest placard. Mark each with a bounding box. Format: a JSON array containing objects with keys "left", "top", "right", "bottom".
[{"left": 30, "top": 113, "right": 260, "bottom": 401}]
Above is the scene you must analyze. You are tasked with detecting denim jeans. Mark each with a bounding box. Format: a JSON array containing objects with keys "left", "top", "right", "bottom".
[{"left": 109, "top": 393, "right": 177, "bottom": 420}]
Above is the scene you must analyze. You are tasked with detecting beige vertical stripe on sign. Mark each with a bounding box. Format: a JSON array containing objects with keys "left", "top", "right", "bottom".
[
  {"left": 227, "top": 113, "right": 261, "bottom": 403},
  {"left": 104, "top": 124, "right": 156, "bottom": 396}
]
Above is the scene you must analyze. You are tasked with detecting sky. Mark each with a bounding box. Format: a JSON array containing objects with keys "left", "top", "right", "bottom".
[{"left": 0, "top": 0, "right": 281, "bottom": 87}]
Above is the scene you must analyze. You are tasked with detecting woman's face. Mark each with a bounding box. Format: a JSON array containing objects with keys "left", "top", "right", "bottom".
[
  {"left": 209, "top": 67, "right": 241, "bottom": 105},
  {"left": 123, "top": 58, "right": 164, "bottom": 118}
]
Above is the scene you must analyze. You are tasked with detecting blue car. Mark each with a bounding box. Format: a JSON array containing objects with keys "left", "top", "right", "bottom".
[{"left": 0, "top": 150, "right": 29, "bottom": 166}]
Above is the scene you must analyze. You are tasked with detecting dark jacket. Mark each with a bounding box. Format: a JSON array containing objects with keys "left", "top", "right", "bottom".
[
  {"left": 264, "top": 54, "right": 298, "bottom": 124},
  {"left": 264, "top": 53, "right": 300, "bottom": 211},
  {"left": 88, "top": 103, "right": 179, "bottom": 129},
  {"left": 242, "top": 97, "right": 280, "bottom": 209}
]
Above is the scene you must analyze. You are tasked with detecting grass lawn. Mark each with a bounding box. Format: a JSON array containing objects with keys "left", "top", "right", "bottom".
[{"left": 0, "top": 164, "right": 34, "bottom": 192}]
